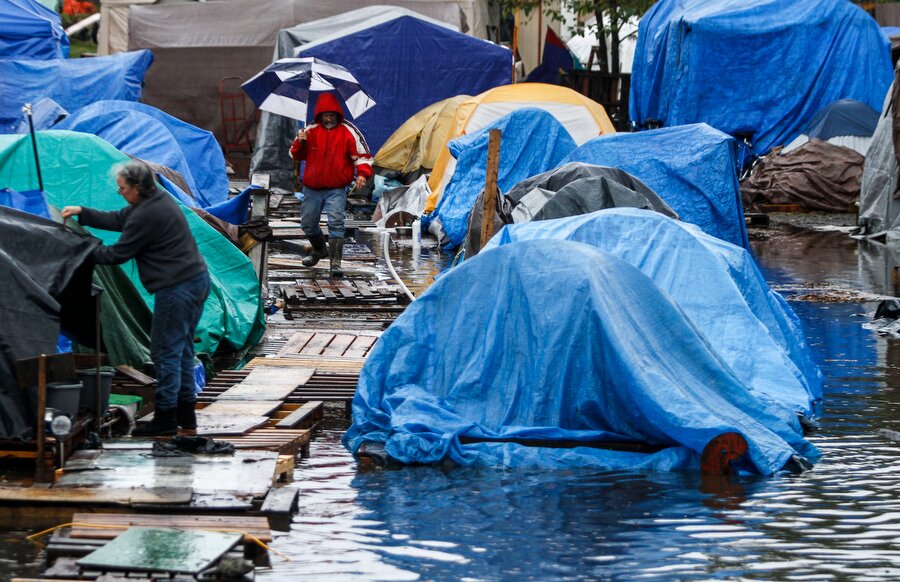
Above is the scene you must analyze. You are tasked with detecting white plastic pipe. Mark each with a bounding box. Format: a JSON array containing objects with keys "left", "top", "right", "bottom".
[{"left": 382, "top": 231, "right": 416, "bottom": 302}]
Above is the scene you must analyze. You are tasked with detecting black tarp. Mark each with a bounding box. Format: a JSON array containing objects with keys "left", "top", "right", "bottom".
[{"left": 0, "top": 206, "right": 98, "bottom": 439}]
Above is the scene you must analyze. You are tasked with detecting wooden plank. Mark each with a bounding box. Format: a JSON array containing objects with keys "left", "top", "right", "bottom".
[
  {"left": 320, "top": 334, "right": 356, "bottom": 357},
  {"left": 479, "top": 129, "right": 501, "bottom": 252},
  {"left": 279, "top": 331, "right": 314, "bottom": 355},
  {"left": 115, "top": 365, "right": 156, "bottom": 385},
  {"left": 261, "top": 487, "right": 298, "bottom": 515},
  {"left": 300, "top": 332, "right": 335, "bottom": 355},
  {"left": 70, "top": 513, "right": 271, "bottom": 543},
  {"left": 354, "top": 281, "right": 375, "bottom": 297},
  {"left": 200, "top": 400, "right": 282, "bottom": 416},
  {"left": 195, "top": 413, "right": 270, "bottom": 436},
  {"left": 275, "top": 401, "right": 323, "bottom": 429},
  {"left": 344, "top": 335, "right": 378, "bottom": 358},
  {"left": 217, "top": 383, "right": 299, "bottom": 401},
  {"left": 0, "top": 486, "right": 192, "bottom": 505}
]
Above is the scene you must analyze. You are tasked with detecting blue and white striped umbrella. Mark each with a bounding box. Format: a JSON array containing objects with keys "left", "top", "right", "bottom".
[{"left": 241, "top": 57, "right": 375, "bottom": 121}]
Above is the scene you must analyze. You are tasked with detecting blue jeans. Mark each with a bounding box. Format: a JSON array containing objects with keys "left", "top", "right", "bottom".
[
  {"left": 301, "top": 186, "right": 348, "bottom": 239},
  {"left": 150, "top": 271, "right": 210, "bottom": 410}
]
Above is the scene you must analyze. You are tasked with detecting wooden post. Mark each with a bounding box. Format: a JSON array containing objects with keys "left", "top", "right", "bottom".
[
  {"left": 479, "top": 129, "right": 502, "bottom": 253},
  {"left": 249, "top": 188, "right": 270, "bottom": 284},
  {"left": 35, "top": 354, "right": 46, "bottom": 483}
]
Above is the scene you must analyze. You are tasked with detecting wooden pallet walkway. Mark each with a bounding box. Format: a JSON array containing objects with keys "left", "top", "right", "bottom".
[{"left": 282, "top": 277, "right": 407, "bottom": 309}]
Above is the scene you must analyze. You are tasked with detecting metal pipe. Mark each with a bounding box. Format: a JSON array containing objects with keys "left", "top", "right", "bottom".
[{"left": 22, "top": 104, "right": 44, "bottom": 192}]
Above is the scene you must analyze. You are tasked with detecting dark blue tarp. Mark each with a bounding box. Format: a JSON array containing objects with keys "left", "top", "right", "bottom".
[
  {"left": 0, "top": 0, "right": 69, "bottom": 60},
  {"left": 205, "top": 187, "right": 252, "bottom": 225},
  {"left": 561, "top": 123, "right": 749, "bottom": 249},
  {"left": 486, "top": 208, "right": 823, "bottom": 420},
  {"left": 631, "top": 0, "right": 892, "bottom": 155},
  {"left": 803, "top": 99, "right": 880, "bottom": 141},
  {"left": 0, "top": 51, "right": 154, "bottom": 134},
  {"left": 426, "top": 108, "right": 577, "bottom": 248},
  {"left": 55, "top": 100, "right": 228, "bottom": 207},
  {"left": 0, "top": 187, "right": 49, "bottom": 218},
  {"left": 297, "top": 15, "right": 511, "bottom": 152},
  {"left": 344, "top": 239, "right": 819, "bottom": 474}
]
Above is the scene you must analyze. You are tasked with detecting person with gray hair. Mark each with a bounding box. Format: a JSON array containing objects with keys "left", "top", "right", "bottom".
[{"left": 61, "top": 160, "right": 209, "bottom": 437}]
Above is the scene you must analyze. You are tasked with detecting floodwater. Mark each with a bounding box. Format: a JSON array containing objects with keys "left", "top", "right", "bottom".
[{"left": 5, "top": 223, "right": 900, "bottom": 581}]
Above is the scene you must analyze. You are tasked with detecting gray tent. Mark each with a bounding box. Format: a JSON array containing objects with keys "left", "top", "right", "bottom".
[{"left": 858, "top": 75, "right": 900, "bottom": 240}]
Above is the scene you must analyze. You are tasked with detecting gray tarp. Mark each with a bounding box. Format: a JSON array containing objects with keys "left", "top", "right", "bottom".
[
  {"left": 859, "top": 76, "right": 900, "bottom": 239},
  {"left": 126, "top": 0, "right": 465, "bottom": 145},
  {"left": 463, "top": 163, "right": 678, "bottom": 256}
]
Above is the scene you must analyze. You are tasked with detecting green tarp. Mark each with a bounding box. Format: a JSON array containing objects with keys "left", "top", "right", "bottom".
[{"left": 0, "top": 131, "right": 265, "bottom": 359}]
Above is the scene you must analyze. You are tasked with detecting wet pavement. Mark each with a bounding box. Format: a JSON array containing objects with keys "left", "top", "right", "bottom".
[{"left": 6, "top": 221, "right": 900, "bottom": 581}]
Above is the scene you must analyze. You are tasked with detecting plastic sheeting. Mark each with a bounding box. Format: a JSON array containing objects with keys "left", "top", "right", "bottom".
[
  {"left": 13, "top": 98, "right": 68, "bottom": 134},
  {"left": 630, "top": 0, "right": 892, "bottom": 156},
  {"left": 486, "top": 208, "right": 823, "bottom": 420},
  {"left": 0, "top": 131, "right": 265, "bottom": 357},
  {"left": 0, "top": 0, "right": 69, "bottom": 60},
  {"left": 0, "top": 51, "right": 154, "bottom": 135},
  {"left": 858, "top": 79, "right": 899, "bottom": 240},
  {"left": 55, "top": 101, "right": 228, "bottom": 207},
  {"left": 344, "top": 239, "right": 819, "bottom": 474},
  {"left": 0, "top": 206, "right": 97, "bottom": 438},
  {"left": 426, "top": 108, "right": 576, "bottom": 248},
  {"left": 561, "top": 123, "right": 749, "bottom": 249},
  {"left": 0, "top": 187, "right": 50, "bottom": 218},
  {"left": 252, "top": 9, "right": 510, "bottom": 189}
]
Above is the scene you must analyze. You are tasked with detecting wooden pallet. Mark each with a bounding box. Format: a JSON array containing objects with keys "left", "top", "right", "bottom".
[
  {"left": 282, "top": 278, "right": 407, "bottom": 307},
  {"left": 278, "top": 329, "right": 381, "bottom": 358},
  {"left": 67, "top": 513, "right": 272, "bottom": 543},
  {"left": 217, "top": 428, "right": 311, "bottom": 457}
]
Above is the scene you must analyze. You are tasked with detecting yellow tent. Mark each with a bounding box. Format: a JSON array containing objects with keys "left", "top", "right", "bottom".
[
  {"left": 375, "top": 95, "right": 470, "bottom": 176},
  {"left": 424, "top": 83, "right": 616, "bottom": 213}
]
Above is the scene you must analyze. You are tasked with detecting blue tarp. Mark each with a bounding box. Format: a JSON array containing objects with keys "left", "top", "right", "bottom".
[
  {"left": 55, "top": 101, "right": 228, "bottom": 207},
  {"left": 427, "top": 108, "right": 577, "bottom": 248},
  {"left": 0, "top": 187, "right": 50, "bottom": 218},
  {"left": 0, "top": 51, "right": 154, "bottom": 134},
  {"left": 296, "top": 15, "right": 511, "bottom": 152},
  {"left": 802, "top": 99, "right": 880, "bottom": 141},
  {"left": 14, "top": 97, "right": 68, "bottom": 133},
  {"left": 630, "top": 0, "right": 892, "bottom": 156},
  {"left": 0, "top": 0, "right": 69, "bottom": 60},
  {"left": 205, "top": 187, "right": 252, "bottom": 225},
  {"left": 486, "top": 208, "right": 823, "bottom": 420},
  {"left": 561, "top": 123, "right": 749, "bottom": 249},
  {"left": 344, "top": 239, "right": 819, "bottom": 474}
]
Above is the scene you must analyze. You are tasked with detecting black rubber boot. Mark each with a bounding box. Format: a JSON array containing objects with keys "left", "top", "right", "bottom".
[
  {"left": 176, "top": 400, "right": 197, "bottom": 436},
  {"left": 132, "top": 407, "right": 178, "bottom": 437},
  {"left": 329, "top": 237, "right": 344, "bottom": 278},
  {"left": 302, "top": 233, "right": 329, "bottom": 267}
]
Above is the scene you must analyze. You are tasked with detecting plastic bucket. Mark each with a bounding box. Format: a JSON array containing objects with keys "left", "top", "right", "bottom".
[
  {"left": 77, "top": 368, "right": 114, "bottom": 416},
  {"left": 46, "top": 382, "right": 81, "bottom": 418}
]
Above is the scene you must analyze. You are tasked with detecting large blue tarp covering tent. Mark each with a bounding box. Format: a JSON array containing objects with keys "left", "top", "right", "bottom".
[
  {"left": 0, "top": 0, "right": 69, "bottom": 60},
  {"left": 55, "top": 101, "right": 229, "bottom": 207},
  {"left": 630, "top": 0, "right": 892, "bottom": 156},
  {"left": 344, "top": 239, "right": 819, "bottom": 474},
  {"left": 426, "top": 108, "right": 577, "bottom": 248},
  {"left": 294, "top": 11, "right": 511, "bottom": 155},
  {"left": 0, "top": 51, "right": 154, "bottom": 134},
  {"left": 486, "top": 208, "right": 823, "bottom": 420},
  {"left": 561, "top": 123, "right": 749, "bottom": 249}
]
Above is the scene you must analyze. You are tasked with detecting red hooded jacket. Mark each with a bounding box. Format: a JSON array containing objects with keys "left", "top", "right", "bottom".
[{"left": 289, "top": 93, "right": 373, "bottom": 190}]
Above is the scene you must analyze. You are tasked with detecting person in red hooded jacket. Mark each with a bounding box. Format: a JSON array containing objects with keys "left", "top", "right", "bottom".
[{"left": 290, "top": 92, "right": 373, "bottom": 277}]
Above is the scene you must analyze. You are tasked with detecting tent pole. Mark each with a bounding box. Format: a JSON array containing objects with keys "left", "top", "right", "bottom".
[{"left": 23, "top": 104, "right": 44, "bottom": 192}]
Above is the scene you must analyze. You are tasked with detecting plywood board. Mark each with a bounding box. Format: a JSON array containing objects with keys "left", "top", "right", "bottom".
[
  {"left": 0, "top": 486, "right": 192, "bottom": 505},
  {"left": 200, "top": 400, "right": 281, "bottom": 416},
  {"left": 195, "top": 413, "right": 270, "bottom": 436}
]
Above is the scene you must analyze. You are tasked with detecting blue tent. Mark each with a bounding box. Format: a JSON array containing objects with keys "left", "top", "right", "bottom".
[
  {"left": 295, "top": 13, "right": 511, "bottom": 152},
  {"left": 561, "top": 123, "right": 749, "bottom": 249},
  {"left": 0, "top": 51, "right": 154, "bottom": 134},
  {"left": 486, "top": 208, "right": 823, "bottom": 420},
  {"left": 0, "top": 0, "right": 69, "bottom": 60},
  {"left": 426, "top": 108, "right": 577, "bottom": 248},
  {"left": 55, "top": 101, "right": 228, "bottom": 207},
  {"left": 802, "top": 99, "right": 880, "bottom": 142},
  {"left": 344, "top": 239, "right": 819, "bottom": 474},
  {"left": 631, "top": 0, "right": 892, "bottom": 156}
]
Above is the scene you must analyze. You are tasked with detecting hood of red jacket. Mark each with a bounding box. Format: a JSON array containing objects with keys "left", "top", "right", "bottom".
[{"left": 314, "top": 93, "right": 344, "bottom": 124}]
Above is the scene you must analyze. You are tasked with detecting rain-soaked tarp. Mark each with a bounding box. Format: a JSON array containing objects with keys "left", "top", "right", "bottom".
[
  {"left": 561, "top": 123, "right": 749, "bottom": 249},
  {"left": 0, "top": 0, "right": 69, "bottom": 60},
  {"left": 55, "top": 101, "right": 229, "bottom": 207},
  {"left": 858, "top": 78, "right": 900, "bottom": 240},
  {"left": 344, "top": 239, "right": 820, "bottom": 474},
  {"left": 630, "top": 0, "right": 892, "bottom": 156},
  {"left": 0, "top": 51, "right": 154, "bottom": 134},
  {"left": 0, "top": 131, "right": 265, "bottom": 356},
  {"left": 462, "top": 162, "right": 677, "bottom": 257},
  {"left": 0, "top": 206, "right": 98, "bottom": 439},
  {"left": 425, "top": 108, "right": 576, "bottom": 248},
  {"left": 486, "top": 208, "right": 823, "bottom": 419}
]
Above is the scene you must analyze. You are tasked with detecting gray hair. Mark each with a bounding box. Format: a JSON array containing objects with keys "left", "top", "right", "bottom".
[{"left": 115, "top": 160, "right": 156, "bottom": 198}]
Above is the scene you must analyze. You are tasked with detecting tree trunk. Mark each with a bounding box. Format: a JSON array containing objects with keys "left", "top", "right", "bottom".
[
  {"left": 594, "top": 7, "right": 609, "bottom": 73},
  {"left": 609, "top": 0, "right": 622, "bottom": 75}
]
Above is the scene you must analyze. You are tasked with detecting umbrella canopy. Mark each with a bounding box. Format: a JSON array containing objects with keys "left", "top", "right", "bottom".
[{"left": 241, "top": 57, "right": 375, "bottom": 122}]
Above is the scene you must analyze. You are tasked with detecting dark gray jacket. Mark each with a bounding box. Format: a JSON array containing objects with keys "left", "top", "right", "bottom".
[{"left": 79, "top": 189, "right": 207, "bottom": 293}]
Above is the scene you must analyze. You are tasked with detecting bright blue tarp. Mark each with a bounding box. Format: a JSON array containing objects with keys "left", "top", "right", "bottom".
[
  {"left": 55, "top": 101, "right": 228, "bottom": 207},
  {"left": 0, "top": 0, "right": 69, "bottom": 60},
  {"left": 561, "top": 123, "right": 749, "bottom": 249},
  {"left": 14, "top": 97, "right": 68, "bottom": 133},
  {"left": 0, "top": 51, "right": 154, "bottom": 134},
  {"left": 487, "top": 208, "right": 823, "bottom": 420},
  {"left": 427, "top": 108, "right": 577, "bottom": 248},
  {"left": 345, "top": 239, "right": 819, "bottom": 474},
  {"left": 297, "top": 15, "right": 511, "bottom": 152},
  {"left": 630, "top": 0, "right": 892, "bottom": 156},
  {"left": 0, "top": 187, "right": 50, "bottom": 218}
]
